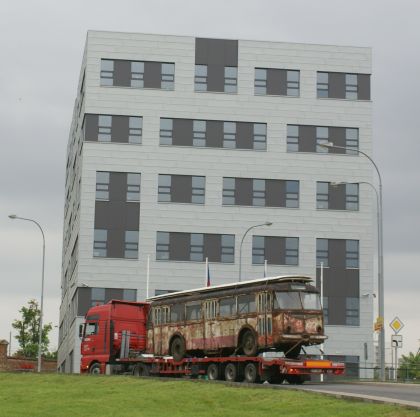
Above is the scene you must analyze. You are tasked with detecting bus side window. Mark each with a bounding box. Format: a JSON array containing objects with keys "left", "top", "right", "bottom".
[
  {"left": 153, "top": 307, "right": 161, "bottom": 325},
  {"left": 170, "top": 303, "right": 185, "bottom": 323},
  {"left": 186, "top": 302, "right": 201, "bottom": 321},
  {"left": 238, "top": 294, "right": 256, "bottom": 314},
  {"left": 204, "top": 300, "right": 217, "bottom": 320},
  {"left": 219, "top": 297, "right": 236, "bottom": 317},
  {"left": 162, "top": 306, "right": 170, "bottom": 324}
]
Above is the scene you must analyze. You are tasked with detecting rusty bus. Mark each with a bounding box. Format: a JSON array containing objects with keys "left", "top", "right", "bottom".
[{"left": 147, "top": 275, "right": 326, "bottom": 361}]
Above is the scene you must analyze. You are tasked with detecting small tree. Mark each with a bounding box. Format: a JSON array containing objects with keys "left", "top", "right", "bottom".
[
  {"left": 12, "top": 299, "right": 52, "bottom": 358},
  {"left": 399, "top": 352, "right": 420, "bottom": 380}
]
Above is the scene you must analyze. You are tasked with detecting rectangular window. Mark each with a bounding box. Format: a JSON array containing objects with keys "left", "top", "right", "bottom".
[
  {"left": 252, "top": 179, "right": 266, "bottom": 206},
  {"left": 123, "top": 289, "right": 136, "bottom": 301},
  {"left": 223, "top": 122, "right": 236, "bottom": 148},
  {"left": 170, "top": 303, "right": 185, "bottom": 323},
  {"left": 237, "top": 294, "right": 256, "bottom": 314},
  {"left": 285, "top": 180, "right": 299, "bottom": 208},
  {"left": 287, "top": 70, "right": 300, "bottom": 96},
  {"left": 219, "top": 297, "right": 236, "bottom": 317},
  {"left": 158, "top": 175, "right": 171, "bottom": 202},
  {"left": 186, "top": 302, "right": 201, "bottom": 321},
  {"left": 346, "top": 183, "right": 359, "bottom": 210},
  {"left": 127, "top": 173, "right": 141, "bottom": 202},
  {"left": 190, "top": 233, "right": 204, "bottom": 261},
  {"left": 131, "top": 61, "right": 144, "bottom": 88},
  {"left": 191, "top": 176, "right": 205, "bottom": 204},
  {"left": 194, "top": 64, "right": 208, "bottom": 91},
  {"left": 252, "top": 236, "right": 265, "bottom": 264},
  {"left": 128, "top": 117, "right": 142, "bottom": 144},
  {"left": 221, "top": 234, "right": 235, "bottom": 263},
  {"left": 346, "top": 128, "right": 359, "bottom": 154},
  {"left": 316, "top": 126, "right": 329, "bottom": 153},
  {"left": 253, "top": 123, "right": 267, "bottom": 150},
  {"left": 316, "top": 239, "right": 329, "bottom": 267},
  {"left": 224, "top": 66, "right": 237, "bottom": 93},
  {"left": 100, "top": 59, "right": 114, "bottom": 86},
  {"left": 161, "top": 63, "right": 175, "bottom": 90},
  {"left": 98, "top": 115, "right": 112, "bottom": 142},
  {"left": 93, "top": 229, "right": 107, "bottom": 257},
  {"left": 346, "top": 240, "right": 359, "bottom": 268},
  {"left": 193, "top": 120, "right": 206, "bottom": 147},
  {"left": 91, "top": 288, "right": 105, "bottom": 306},
  {"left": 204, "top": 300, "right": 217, "bottom": 320},
  {"left": 124, "top": 231, "right": 139, "bottom": 259},
  {"left": 317, "top": 72, "right": 329, "bottom": 98},
  {"left": 346, "top": 297, "right": 359, "bottom": 325},
  {"left": 156, "top": 232, "right": 170, "bottom": 260},
  {"left": 96, "top": 172, "right": 110, "bottom": 200},
  {"left": 254, "top": 68, "right": 267, "bottom": 95},
  {"left": 160, "top": 118, "right": 173, "bottom": 145},
  {"left": 316, "top": 182, "right": 329, "bottom": 209},
  {"left": 285, "top": 237, "right": 299, "bottom": 265},
  {"left": 222, "top": 177, "right": 235, "bottom": 205},
  {"left": 345, "top": 74, "right": 358, "bottom": 100},
  {"left": 287, "top": 125, "right": 299, "bottom": 152}
]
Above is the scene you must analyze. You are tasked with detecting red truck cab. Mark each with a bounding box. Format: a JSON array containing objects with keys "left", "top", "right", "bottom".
[{"left": 80, "top": 300, "right": 149, "bottom": 373}]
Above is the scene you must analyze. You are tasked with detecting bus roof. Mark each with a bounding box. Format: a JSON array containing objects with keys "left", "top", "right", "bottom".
[{"left": 147, "top": 275, "right": 313, "bottom": 302}]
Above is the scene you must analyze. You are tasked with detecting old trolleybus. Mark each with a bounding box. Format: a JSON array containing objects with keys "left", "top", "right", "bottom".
[{"left": 147, "top": 275, "right": 327, "bottom": 361}]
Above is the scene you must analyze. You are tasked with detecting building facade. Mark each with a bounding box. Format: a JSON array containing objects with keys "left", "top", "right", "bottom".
[{"left": 58, "top": 31, "right": 374, "bottom": 374}]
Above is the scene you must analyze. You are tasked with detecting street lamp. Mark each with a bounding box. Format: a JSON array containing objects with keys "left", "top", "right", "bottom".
[
  {"left": 8, "top": 214, "right": 46, "bottom": 373},
  {"left": 320, "top": 142, "right": 385, "bottom": 381},
  {"left": 239, "top": 221, "right": 272, "bottom": 282}
]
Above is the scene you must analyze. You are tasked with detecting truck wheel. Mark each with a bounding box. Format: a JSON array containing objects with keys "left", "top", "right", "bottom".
[
  {"left": 133, "top": 363, "right": 150, "bottom": 377},
  {"left": 170, "top": 336, "right": 186, "bottom": 362},
  {"left": 224, "top": 363, "right": 238, "bottom": 382},
  {"left": 207, "top": 363, "right": 219, "bottom": 380},
  {"left": 241, "top": 330, "right": 257, "bottom": 356},
  {"left": 286, "top": 375, "right": 305, "bottom": 385},
  {"left": 244, "top": 362, "right": 260, "bottom": 383},
  {"left": 89, "top": 363, "right": 101, "bottom": 375}
]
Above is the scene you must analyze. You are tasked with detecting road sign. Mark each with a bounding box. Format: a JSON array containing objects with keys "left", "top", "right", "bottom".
[
  {"left": 391, "top": 334, "right": 403, "bottom": 348},
  {"left": 389, "top": 317, "right": 404, "bottom": 334}
]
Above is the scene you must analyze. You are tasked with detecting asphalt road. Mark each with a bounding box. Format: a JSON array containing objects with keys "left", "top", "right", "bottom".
[{"left": 283, "top": 382, "right": 420, "bottom": 409}]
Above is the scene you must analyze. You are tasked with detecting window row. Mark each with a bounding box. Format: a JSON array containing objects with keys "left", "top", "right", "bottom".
[
  {"left": 95, "top": 172, "right": 360, "bottom": 212},
  {"left": 99, "top": 59, "right": 370, "bottom": 100},
  {"left": 84, "top": 114, "right": 361, "bottom": 155}
]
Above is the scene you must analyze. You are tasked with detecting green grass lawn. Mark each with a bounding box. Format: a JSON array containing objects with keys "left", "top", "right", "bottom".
[{"left": 0, "top": 373, "right": 419, "bottom": 417}]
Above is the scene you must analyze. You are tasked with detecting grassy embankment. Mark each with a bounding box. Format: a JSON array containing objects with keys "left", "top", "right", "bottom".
[{"left": 0, "top": 373, "right": 419, "bottom": 417}]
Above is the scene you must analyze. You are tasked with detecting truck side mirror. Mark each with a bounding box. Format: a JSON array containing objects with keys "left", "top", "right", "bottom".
[{"left": 79, "top": 324, "right": 84, "bottom": 338}]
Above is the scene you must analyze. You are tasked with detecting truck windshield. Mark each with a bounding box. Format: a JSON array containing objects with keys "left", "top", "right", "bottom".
[
  {"left": 275, "top": 292, "right": 302, "bottom": 310},
  {"left": 300, "top": 292, "right": 321, "bottom": 310}
]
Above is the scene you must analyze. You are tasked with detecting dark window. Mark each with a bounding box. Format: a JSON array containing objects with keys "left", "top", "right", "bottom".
[
  {"left": 93, "top": 229, "right": 107, "bottom": 257},
  {"left": 346, "top": 240, "right": 359, "bottom": 268},
  {"left": 127, "top": 173, "right": 141, "bottom": 202},
  {"left": 123, "top": 289, "right": 136, "bottom": 301},
  {"left": 287, "top": 125, "right": 299, "bottom": 152},
  {"left": 219, "top": 297, "right": 236, "bottom": 317},
  {"left": 156, "top": 232, "right": 170, "bottom": 260},
  {"left": 255, "top": 68, "right": 299, "bottom": 96},
  {"left": 91, "top": 287, "right": 105, "bottom": 307},
  {"left": 316, "top": 239, "right": 329, "bottom": 267},
  {"left": 252, "top": 236, "right": 298, "bottom": 265},
  {"left": 158, "top": 174, "right": 205, "bottom": 204},
  {"left": 100, "top": 59, "right": 114, "bottom": 86},
  {"left": 317, "top": 71, "right": 370, "bottom": 100},
  {"left": 170, "top": 303, "right": 185, "bottom": 323},
  {"left": 237, "top": 294, "right": 256, "bottom": 314},
  {"left": 345, "top": 74, "right": 358, "bottom": 100},
  {"left": 346, "top": 297, "right": 359, "bottom": 325},
  {"left": 154, "top": 289, "right": 176, "bottom": 296},
  {"left": 323, "top": 297, "right": 329, "bottom": 324},
  {"left": 224, "top": 66, "right": 237, "bottom": 93},
  {"left": 159, "top": 118, "right": 173, "bottom": 145},
  {"left": 317, "top": 72, "right": 328, "bottom": 98},
  {"left": 124, "top": 231, "right": 139, "bottom": 259},
  {"left": 194, "top": 65, "right": 208, "bottom": 91},
  {"left": 96, "top": 172, "right": 110, "bottom": 200},
  {"left": 186, "top": 302, "right": 201, "bottom": 321}
]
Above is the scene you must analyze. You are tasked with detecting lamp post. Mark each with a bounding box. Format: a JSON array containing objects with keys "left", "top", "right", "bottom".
[
  {"left": 320, "top": 143, "right": 385, "bottom": 381},
  {"left": 9, "top": 214, "right": 45, "bottom": 373},
  {"left": 239, "top": 221, "right": 272, "bottom": 282}
]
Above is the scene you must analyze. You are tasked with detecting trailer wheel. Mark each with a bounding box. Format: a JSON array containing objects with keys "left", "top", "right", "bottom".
[
  {"left": 89, "top": 363, "right": 101, "bottom": 375},
  {"left": 170, "top": 336, "right": 186, "bottom": 362},
  {"left": 241, "top": 330, "right": 258, "bottom": 357},
  {"left": 224, "top": 363, "right": 238, "bottom": 382},
  {"left": 286, "top": 375, "right": 305, "bottom": 385},
  {"left": 244, "top": 362, "right": 260, "bottom": 383},
  {"left": 133, "top": 363, "right": 150, "bottom": 377},
  {"left": 207, "top": 363, "right": 219, "bottom": 381}
]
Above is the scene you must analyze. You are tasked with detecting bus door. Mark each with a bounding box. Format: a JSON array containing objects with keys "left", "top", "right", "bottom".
[
  {"left": 203, "top": 300, "right": 217, "bottom": 350},
  {"left": 257, "top": 292, "right": 273, "bottom": 347}
]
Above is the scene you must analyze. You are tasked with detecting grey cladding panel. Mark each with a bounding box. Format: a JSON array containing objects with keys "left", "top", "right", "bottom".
[
  {"left": 110, "top": 172, "right": 127, "bottom": 202},
  {"left": 207, "top": 64, "right": 225, "bottom": 92},
  {"left": 144, "top": 62, "right": 162, "bottom": 89},
  {"left": 107, "top": 229, "right": 124, "bottom": 258},
  {"left": 173, "top": 119, "right": 193, "bottom": 146},
  {"left": 114, "top": 60, "right": 131, "bottom": 87},
  {"left": 84, "top": 114, "right": 98, "bottom": 141},
  {"left": 265, "top": 236, "right": 285, "bottom": 265},
  {"left": 94, "top": 201, "right": 139, "bottom": 230},
  {"left": 267, "top": 69, "right": 286, "bottom": 95},
  {"left": 206, "top": 120, "right": 223, "bottom": 148},
  {"left": 329, "top": 183, "right": 346, "bottom": 210},
  {"left": 266, "top": 180, "right": 285, "bottom": 207},
  {"left": 170, "top": 232, "right": 190, "bottom": 261},
  {"left": 111, "top": 116, "right": 129, "bottom": 143},
  {"left": 195, "top": 38, "right": 238, "bottom": 66},
  {"left": 171, "top": 175, "right": 192, "bottom": 203},
  {"left": 299, "top": 126, "right": 316, "bottom": 152},
  {"left": 77, "top": 288, "right": 91, "bottom": 316},
  {"left": 106, "top": 288, "right": 123, "bottom": 301},
  {"left": 235, "top": 178, "right": 253, "bottom": 206},
  {"left": 236, "top": 122, "right": 254, "bottom": 149},
  {"left": 329, "top": 239, "right": 346, "bottom": 269},
  {"left": 328, "top": 72, "right": 345, "bottom": 99},
  {"left": 327, "top": 296, "right": 346, "bottom": 325},
  {"left": 204, "top": 234, "right": 221, "bottom": 262},
  {"left": 329, "top": 127, "right": 346, "bottom": 151},
  {"left": 358, "top": 74, "right": 371, "bottom": 100}
]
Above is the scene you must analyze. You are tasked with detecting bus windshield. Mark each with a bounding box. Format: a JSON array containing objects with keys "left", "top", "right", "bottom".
[
  {"left": 300, "top": 292, "right": 321, "bottom": 310},
  {"left": 275, "top": 292, "right": 322, "bottom": 310}
]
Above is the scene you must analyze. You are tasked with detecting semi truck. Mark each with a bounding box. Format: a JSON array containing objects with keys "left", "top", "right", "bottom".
[{"left": 80, "top": 276, "right": 345, "bottom": 384}]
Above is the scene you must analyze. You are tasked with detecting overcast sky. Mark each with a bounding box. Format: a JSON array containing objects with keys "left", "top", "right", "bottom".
[{"left": 0, "top": 0, "right": 419, "bottom": 359}]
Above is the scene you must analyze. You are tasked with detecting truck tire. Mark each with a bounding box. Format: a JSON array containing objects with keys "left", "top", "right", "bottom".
[
  {"left": 286, "top": 375, "right": 305, "bottom": 385},
  {"left": 170, "top": 336, "right": 186, "bottom": 362},
  {"left": 133, "top": 363, "right": 150, "bottom": 377},
  {"left": 244, "top": 362, "right": 260, "bottom": 383},
  {"left": 89, "top": 363, "right": 101, "bottom": 375},
  {"left": 224, "top": 363, "right": 238, "bottom": 382},
  {"left": 241, "top": 330, "right": 258, "bottom": 357},
  {"left": 207, "top": 363, "right": 219, "bottom": 380}
]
